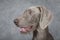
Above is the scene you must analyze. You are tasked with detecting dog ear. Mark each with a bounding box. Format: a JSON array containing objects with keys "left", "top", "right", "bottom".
[{"left": 38, "top": 6, "right": 53, "bottom": 29}]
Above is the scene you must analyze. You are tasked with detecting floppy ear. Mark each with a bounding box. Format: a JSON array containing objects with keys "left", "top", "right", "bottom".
[{"left": 39, "top": 6, "right": 53, "bottom": 29}]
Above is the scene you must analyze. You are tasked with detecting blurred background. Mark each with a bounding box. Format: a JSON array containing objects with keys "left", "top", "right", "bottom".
[{"left": 0, "top": 0, "right": 60, "bottom": 40}]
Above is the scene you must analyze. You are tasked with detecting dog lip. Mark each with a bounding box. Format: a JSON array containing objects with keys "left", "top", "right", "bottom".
[
  {"left": 20, "top": 26, "right": 32, "bottom": 29},
  {"left": 19, "top": 26, "right": 33, "bottom": 32},
  {"left": 20, "top": 26, "right": 32, "bottom": 28}
]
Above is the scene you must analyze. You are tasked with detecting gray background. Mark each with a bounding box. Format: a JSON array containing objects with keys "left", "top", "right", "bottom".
[{"left": 0, "top": 0, "right": 60, "bottom": 40}]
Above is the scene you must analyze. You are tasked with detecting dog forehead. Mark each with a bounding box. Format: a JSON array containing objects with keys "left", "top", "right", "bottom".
[{"left": 28, "top": 6, "right": 40, "bottom": 13}]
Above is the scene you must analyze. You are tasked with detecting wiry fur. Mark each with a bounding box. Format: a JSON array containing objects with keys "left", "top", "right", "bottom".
[{"left": 14, "top": 6, "right": 54, "bottom": 40}]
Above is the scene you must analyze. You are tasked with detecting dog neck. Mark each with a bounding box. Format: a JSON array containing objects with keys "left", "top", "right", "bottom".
[{"left": 32, "top": 26, "right": 49, "bottom": 40}]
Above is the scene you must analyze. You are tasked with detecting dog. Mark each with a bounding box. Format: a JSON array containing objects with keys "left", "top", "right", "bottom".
[{"left": 14, "top": 6, "right": 54, "bottom": 40}]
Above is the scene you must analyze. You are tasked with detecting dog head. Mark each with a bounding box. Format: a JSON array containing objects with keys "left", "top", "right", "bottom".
[{"left": 14, "top": 6, "right": 53, "bottom": 33}]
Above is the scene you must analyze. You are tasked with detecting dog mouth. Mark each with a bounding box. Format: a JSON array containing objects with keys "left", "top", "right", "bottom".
[{"left": 19, "top": 26, "right": 33, "bottom": 33}]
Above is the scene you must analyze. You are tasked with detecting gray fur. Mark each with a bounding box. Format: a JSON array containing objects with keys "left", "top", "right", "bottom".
[{"left": 14, "top": 6, "right": 54, "bottom": 40}]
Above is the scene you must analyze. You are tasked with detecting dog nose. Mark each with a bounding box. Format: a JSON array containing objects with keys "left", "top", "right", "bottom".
[{"left": 14, "top": 19, "right": 19, "bottom": 26}]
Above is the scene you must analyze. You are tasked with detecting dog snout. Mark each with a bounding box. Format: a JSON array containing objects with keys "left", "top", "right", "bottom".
[{"left": 14, "top": 19, "right": 19, "bottom": 26}]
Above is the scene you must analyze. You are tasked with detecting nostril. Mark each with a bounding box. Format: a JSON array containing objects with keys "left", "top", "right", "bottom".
[{"left": 14, "top": 19, "right": 19, "bottom": 25}]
